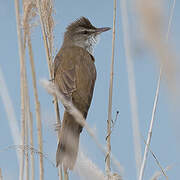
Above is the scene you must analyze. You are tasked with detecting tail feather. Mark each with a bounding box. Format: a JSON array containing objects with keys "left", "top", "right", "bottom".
[{"left": 56, "top": 111, "right": 81, "bottom": 170}]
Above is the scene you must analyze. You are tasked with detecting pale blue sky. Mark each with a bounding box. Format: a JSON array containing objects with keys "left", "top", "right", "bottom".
[{"left": 0, "top": 0, "right": 180, "bottom": 180}]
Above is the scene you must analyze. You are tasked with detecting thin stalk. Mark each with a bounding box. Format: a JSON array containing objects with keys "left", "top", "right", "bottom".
[
  {"left": 27, "top": 34, "right": 43, "bottom": 180},
  {"left": 120, "top": 0, "right": 142, "bottom": 177},
  {"left": 139, "top": 70, "right": 162, "bottom": 180},
  {"left": 24, "top": 70, "right": 32, "bottom": 180},
  {"left": 58, "top": 166, "right": 63, "bottom": 180},
  {"left": 23, "top": 35, "right": 30, "bottom": 180},
  {"left": 56, "top": 103, "right": 62, "bottom": 179},
  {"left": 27, "top": 37, "right": 36, "bottom": 180},
  {"left": 141, "top": 135, "right": 168, "bottom": 178},
  {"left": 36, "top": 1, "right": 62, "bottom": 179},
  {"left": 106, "top": 0, "right": 117, "bottom": 178},
  {"left": 25, "top": 104, "right": 29, "bottom": 180},
  {"left": 14, "top": 0, "right": 26, "bottom": 179},
  {"left": 0, "top": 168, "right": 2, "bottom": 180},
  {"left": 64, "top": 167, "right": 69, "bottom": 180},
  {"left": 23, "top": 5, "right": 36, "bottom": 179},
  {"left": 29, "top": 112, "right": 35, "bottom": 180},
  {"left": 36, "top": 0, "right": 60, "bottom": 126},
  {"left": 138, "top": 0, "right": 176, "bottom": 179}
]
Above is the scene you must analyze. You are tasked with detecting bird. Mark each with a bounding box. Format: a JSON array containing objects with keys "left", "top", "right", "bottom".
[{"left": 53, "top": 17, "right": 110, "bottom": 170}]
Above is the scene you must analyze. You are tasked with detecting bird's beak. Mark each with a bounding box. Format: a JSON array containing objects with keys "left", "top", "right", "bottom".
[{"left": 95, "top": 27, "right": 111, "bottom": 34}]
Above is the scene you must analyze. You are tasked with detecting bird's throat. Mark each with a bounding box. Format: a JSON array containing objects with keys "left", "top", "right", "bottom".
[{"left": 74, "top": 35, "right": 99, "bottom": 54}]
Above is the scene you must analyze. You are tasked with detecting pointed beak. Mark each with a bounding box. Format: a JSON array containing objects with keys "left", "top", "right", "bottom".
[{"left": 95, "top": 27, "right": 111, "bottom": 34}]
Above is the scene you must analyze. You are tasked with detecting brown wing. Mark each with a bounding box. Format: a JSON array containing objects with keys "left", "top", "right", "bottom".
[
  {"left": 54, "top": 46, "right": 96, "bottom": 115},
  {"left": 53, "top": 48, "right": 77, "bottom": 100},
  {"left": 73, "top": 51, "right": 96, "bottom": 116}
]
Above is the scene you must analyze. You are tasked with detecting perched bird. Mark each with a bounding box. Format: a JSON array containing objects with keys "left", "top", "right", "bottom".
[{"left": 54, "top": 17, "right": 110, "bottom": 170}]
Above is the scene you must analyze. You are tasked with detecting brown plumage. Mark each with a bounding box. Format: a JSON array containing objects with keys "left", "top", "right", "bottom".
[{"left": 54, "top": 17, "right": 110, "bottom": 170}]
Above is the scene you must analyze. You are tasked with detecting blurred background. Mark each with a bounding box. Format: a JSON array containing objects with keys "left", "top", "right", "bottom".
[{"left": 0, "top": 0, "right": 180, "bottom": 179}]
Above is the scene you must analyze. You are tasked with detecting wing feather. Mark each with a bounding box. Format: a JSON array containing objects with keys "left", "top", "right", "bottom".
[{"left": 53, "top": 46, "right": 96, "bottom": 112}]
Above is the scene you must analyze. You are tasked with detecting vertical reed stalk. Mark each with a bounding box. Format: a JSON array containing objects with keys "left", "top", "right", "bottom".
[
  {"left": 0, "top": 168, "right": 2, "bottom": 180},
  {"left": 24, "top": 66, "right": 33, "bottom": 180},
  {"left": 106, "top": 0, "right": 117, "bottom": 178},
  {"left": 34, "top": 73, "right": 44, "bottom": 180},
  {"left": 138, "top": 71, "right": 162, "bottom": 180},
  {"left": 25, "top": 105, "right": 29, "bottom": 180},
  {"left": 58, "top": 166, "right": 63, "bottom": 180},
  {"left": 120, "top": 0, "right": 142, "bottom": 177},
  {"left": 36, "top": 1, "right": 60, "bottom": 126},
  {"left": 23, "top": 35, "right": 30, "bottom": 180},
  {"left": 29, "top": 111, "right": 35, "bottom": 180},
  {"left": 64, "top": 167, "right": 69, "bottom": 180},
  {"left": 36, "top": 1, "right": 62, "bottom": 179},
  {"left": 23, "top": 4, "right": 44, "bottom": 179},
  {"left": 139, "top": 1, "right": 176, "bottom": 180},
  {"left": 22, "top": 2, "right": 37, "bottom": 179},
  {"left": 27, "top": 35, "right": 39, "bottom": 180},
  {"left": 36, "top": 0, "right": 60, "bottom": 126},
  {"left": 14, "top": 0, "right": 26, "bottom": 179}
]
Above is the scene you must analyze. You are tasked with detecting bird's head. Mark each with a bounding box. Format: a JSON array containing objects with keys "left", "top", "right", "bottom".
[{"left": 63, "top": 17, "right": 111, "bottom": 53}]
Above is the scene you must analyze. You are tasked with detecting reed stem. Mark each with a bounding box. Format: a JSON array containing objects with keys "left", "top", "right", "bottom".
[
  {"left": 14, "top": 0, "right": 26, "bottom": 179},
  {"left": 106, "top": 0, "right": 117, "bottom": 178}
]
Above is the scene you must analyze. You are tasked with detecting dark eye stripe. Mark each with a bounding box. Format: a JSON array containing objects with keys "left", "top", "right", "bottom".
[{"left": 83, "top": 30, "right": 88, "bottom": 34}]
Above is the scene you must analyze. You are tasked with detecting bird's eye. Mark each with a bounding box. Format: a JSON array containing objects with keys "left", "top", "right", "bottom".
[{"left": 83, "top": 30, "right": 88, "bottom": 34}]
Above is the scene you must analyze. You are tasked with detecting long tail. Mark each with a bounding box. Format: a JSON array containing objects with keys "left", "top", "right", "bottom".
[{"left": 56, "top": 111, "right": 81, "bottom": 170}]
